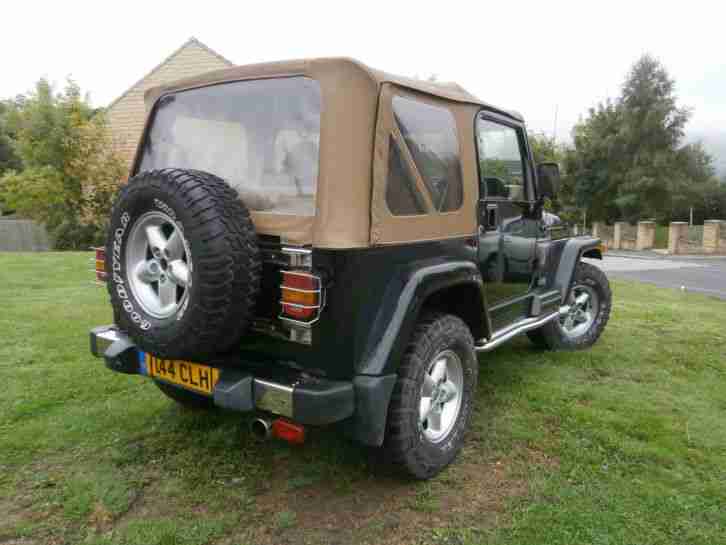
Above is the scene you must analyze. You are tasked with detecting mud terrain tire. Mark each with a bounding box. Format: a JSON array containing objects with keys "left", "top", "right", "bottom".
[
  {"left": 105, "top": 169, "right": 261, "bottom": 360},
  {"left": 384, "top": 313, "right": 478, "bottom": 480},
  {"left": 527, "top": 261, "right": 611, "bottom": 350}
]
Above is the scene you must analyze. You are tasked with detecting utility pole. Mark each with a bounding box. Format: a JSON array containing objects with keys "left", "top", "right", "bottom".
[
  {"left": 552, "top": 105, "right": 559, "bottom": 144},
  {"left": 689, "top": 206, "right": 693, "bottom": 226}
]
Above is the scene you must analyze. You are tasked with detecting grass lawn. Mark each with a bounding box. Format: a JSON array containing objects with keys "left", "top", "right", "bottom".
[{"left": 1, "top": 252, "right": 725, "bottom": 545}]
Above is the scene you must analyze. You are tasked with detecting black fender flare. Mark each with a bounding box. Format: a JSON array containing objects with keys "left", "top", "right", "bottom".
[
  {"left": 357, "top": 260, "right": 485, "bottom": 377},
  {"left": 554, "top": 237, "right": 603, "bottom": 302},
  {"left": 348, "top": 260, "right": 485, "bottom": 447}
]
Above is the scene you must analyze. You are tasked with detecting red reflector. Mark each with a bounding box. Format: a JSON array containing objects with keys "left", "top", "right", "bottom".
[
  {"left": 94, "top": 247, "right": 107, "bottom": 282},
  {"left": 272, "top": 419, "right": 306, "bottom": 444},
  {"left": 282, "top": 271, "right": 318, "bottom": 290}
]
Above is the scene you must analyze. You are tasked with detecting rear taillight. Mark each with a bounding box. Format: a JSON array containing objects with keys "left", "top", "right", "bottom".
[
  {"left": 93, "top": 247, "right": 106, "bottom": 283},
  {"left": 279, "top": 270, "right": 323, "bottom": 323}
]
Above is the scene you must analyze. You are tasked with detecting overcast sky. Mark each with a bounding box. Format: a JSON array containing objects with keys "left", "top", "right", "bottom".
[{"left": 3, "top": 0, "right": 724, "bottom": 148}]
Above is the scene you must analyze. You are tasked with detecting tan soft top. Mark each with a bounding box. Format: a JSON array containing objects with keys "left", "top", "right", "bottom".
[
  {"left": 143, "top": 57, "right": 522, "bottom": 120},
  {"left": 138, "top": 58, "right": 522, "bottom": 248}
]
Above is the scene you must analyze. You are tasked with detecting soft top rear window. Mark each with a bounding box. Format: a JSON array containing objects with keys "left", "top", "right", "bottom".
[{"left": 140, "top": 77, "right": 321, "bottom": 216}]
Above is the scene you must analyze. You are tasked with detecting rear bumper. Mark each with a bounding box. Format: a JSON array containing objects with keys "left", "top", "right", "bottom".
[{"left": 89, "top": 325, "right": 355, "bottom": 427}]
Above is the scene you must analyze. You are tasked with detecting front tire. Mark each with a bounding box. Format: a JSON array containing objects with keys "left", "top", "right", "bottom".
[
  {"left": 384, "top": 313, "right": 478, "bottom": 480},
  {"left": 527, "top": 261, "right": 611, "bottom": 350}
]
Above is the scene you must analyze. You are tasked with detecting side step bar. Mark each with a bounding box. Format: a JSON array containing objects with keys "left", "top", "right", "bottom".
[{"left": 475, "top": 311, "right": 559, "bottom": 352}]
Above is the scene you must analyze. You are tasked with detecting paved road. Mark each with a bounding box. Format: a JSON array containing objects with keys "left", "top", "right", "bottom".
[{"left": 587, "top": 256, "right": 726, "bottom": 300}]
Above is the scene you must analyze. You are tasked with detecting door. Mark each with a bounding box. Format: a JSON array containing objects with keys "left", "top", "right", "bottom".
[{"left": 476, "top": 114, "right": 538, "bottom": 310}]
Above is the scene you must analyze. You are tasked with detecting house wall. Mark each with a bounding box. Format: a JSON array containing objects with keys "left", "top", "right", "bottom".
[{"left": 107, "top": 41, "right": 233, "bottom": 171}]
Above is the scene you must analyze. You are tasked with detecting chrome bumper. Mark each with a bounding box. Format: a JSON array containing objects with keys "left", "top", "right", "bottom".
[{"left": 89, "top": 325, "right": 124, "bottom": 357}]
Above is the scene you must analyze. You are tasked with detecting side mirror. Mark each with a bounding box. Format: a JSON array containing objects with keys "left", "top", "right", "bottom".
[{"left": 537, "top": 162, "right": 560, "bottom": 200}]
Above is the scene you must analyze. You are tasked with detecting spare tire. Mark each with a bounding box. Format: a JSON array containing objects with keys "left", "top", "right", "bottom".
[{"left": 105, "top": 168, "right": 261, "bottom": 360}]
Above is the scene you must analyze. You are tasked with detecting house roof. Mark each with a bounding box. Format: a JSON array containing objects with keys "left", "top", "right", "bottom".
[{"left": 107, "top": 37, "right": 234, "bottom": 110}]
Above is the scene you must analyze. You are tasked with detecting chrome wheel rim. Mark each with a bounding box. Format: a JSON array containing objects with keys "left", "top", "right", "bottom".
[
  {"left": 125, "top": 211, "right": 192, "bottom": 319},
  {"left": 559, "top": 284, "right": 598, "bottom": 338},
  {"left": 419, "top": 349, "right": 464, "bottom": 443}
]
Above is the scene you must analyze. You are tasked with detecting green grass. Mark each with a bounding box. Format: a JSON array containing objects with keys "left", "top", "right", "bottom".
[{"left": 1, "top": 252, "right": 725, "bottom": 544}]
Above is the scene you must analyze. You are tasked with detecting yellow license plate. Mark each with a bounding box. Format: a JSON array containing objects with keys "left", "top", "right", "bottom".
[{"left": 145, "top": 354, "right": 220, "bottom": 396}]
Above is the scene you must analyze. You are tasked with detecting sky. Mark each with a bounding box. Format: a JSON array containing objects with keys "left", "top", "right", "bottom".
[{"left": 3, "top": 0, "right": 725, "bottom": 170}]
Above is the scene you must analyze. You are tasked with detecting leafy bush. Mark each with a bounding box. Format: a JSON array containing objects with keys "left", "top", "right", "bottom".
[
  {"left": 52, "top": 219, "right": 106, "bottom": 250},
  {"left": 0, "top": 79, "right": 124, "bottom": 249}
]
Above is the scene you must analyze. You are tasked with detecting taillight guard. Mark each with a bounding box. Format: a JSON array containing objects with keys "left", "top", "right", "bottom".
[{"left": 279, "top": 270, "right": 325, "bottom": 327}]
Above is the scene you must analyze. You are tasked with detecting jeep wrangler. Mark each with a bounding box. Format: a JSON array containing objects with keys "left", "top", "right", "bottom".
[{"left": 90, "top": 58, "right": 610, "bottom": 479}]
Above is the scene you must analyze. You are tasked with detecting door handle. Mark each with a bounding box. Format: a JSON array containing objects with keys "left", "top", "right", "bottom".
[{"left": 485, "top": 204, "right": 498, "bottom": 230}]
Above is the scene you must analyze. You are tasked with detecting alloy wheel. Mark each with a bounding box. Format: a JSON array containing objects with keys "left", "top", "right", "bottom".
[
  {"left": 419, "top": 349, "right": 464, "bottom": 443},
  {"left": 559, "top": 284, "right": 599, "bottom": 338},
  {"left": 125, "top": 211, "right": 192, "bottom": 319}
]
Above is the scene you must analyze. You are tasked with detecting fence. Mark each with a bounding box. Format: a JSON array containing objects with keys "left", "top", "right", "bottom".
[
  {"left": 620, "top": 224, "right": 638, "bottom": 250},
  {"left": 708, "top": 220, "right": 726, "bottom": 254},
  {"left": 0, "top": 219, "right": 51, "bottom": 251},
  {"left": 593, "top": 220, "right": 726, "bottom": 255},
  {"left": 681, "top": 226, "right": 705, "bottom": 254}
]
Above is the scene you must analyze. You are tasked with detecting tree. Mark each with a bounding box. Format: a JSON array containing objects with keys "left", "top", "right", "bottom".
[
  {"left": 563, "top": 100, "right": 625, "bottom": 222},
  {"left": 528, "top": 132, "right": 583, "bottom": 221},
  {"left": 0, "top": 79, "right": 124, "bottom": 248},
  {"left": 528, "top": 131, "right": 562, "bottom": 164},
  {"left": 566, "top": 55, "right": 716, "bottom": 223},
  {"left": 0, "top": 101, "right": 20, "bottom": 180}
]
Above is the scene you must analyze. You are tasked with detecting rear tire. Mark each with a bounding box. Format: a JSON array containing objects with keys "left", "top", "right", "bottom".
[
  {"left": 384, "top": 313, "right": 478, "bottom": 480},
  {"left": 527, "top": 261, "right": 611, "bottom": 350},
  {"left": 154, "top": 381, "right": 214, "bottom": 410}
]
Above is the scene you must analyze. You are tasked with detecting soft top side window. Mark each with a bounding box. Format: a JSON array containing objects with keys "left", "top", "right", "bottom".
[
  {"left": 385, "top": 136, "right": 427, "bottom": 216},
  {"left": 387, "top": 96, "right": 463, "bottom": 214}
]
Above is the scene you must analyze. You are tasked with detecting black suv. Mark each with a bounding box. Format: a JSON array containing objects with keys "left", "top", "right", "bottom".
[{"left": 90, "top": 58, "right": 610, "bottom": 479}]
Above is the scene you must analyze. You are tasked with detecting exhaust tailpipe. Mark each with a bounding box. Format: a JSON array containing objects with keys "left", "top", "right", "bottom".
[{"left": 250, "top": 417, "right": 272, "bottom": 440}]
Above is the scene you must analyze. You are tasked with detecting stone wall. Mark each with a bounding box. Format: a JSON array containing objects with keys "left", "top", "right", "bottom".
[
  {"left": 617, "top": 223, "right": 638, "bottom": 250},
  {"left": 595, "top": 222, "right": 653, "bottom": 251},
  {"left": 703, "top": 220, "right": 726, "bottom": 254},
  {"left": 593, "top": 220, "right": 725, "bottom": 254},
  {"left": 636, "top": 221, "right": 656, "bottom": 250}
]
